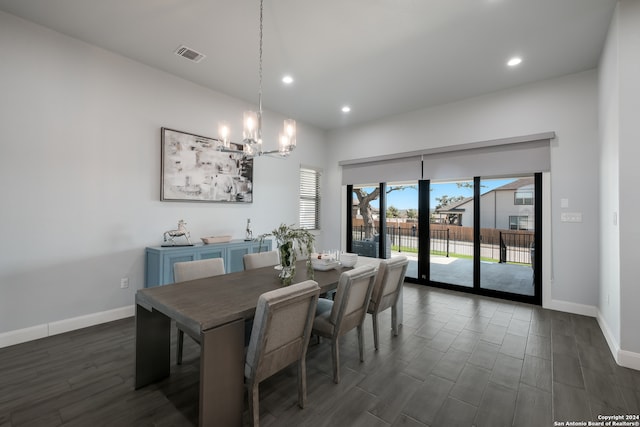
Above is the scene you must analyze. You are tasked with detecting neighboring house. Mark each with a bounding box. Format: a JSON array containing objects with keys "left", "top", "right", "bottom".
[
  {"left": 432, "top": 197, "right": 472, "bottom": 226},
  {"left": 434, "top": 177, "right": 535, "bottom": 230}
]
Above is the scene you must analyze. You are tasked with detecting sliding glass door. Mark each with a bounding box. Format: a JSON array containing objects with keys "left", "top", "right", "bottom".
[
  {"left": 421, "top": 174, "right": 541, "bottom": 303},
  {"left": 350, "top": 184, "right": 383, "bottom": 258},
  {"left": 347, "top": 173, "right": 541, "bottom": 304},
  {"left": 386, "top": 181, "right": 419, "bottom": 279},
  {"left": 479, "top": 176, "right": 536, "bottom": 297},
  {"left": 428, "top": 179, "right": 474, "bottom": 288}
]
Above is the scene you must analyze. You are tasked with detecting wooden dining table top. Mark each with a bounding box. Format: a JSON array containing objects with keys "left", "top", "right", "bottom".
[{"left": 135, "top": 260, "right": 353, "bottom": 336}]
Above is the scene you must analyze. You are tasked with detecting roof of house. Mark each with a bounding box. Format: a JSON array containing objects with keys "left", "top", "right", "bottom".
[
  {"left": 490, "top": 177, "right": 534, "bottom": 192},
  {"left": 435, "top": 197, "right": 473, "bottom": 213},
  {"left": 435, "top": 176, "right": 535, "bottom": 212}
]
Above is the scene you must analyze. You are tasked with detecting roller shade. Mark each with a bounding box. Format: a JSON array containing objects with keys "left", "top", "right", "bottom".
[
  {"left": 423, "top": 138, "right": 550, "bottom": 181},
  {"left": 341, "top": 156, "right": 422, "bottom": 185},
  {"left": 340, "top": 132, "right": 553, "bottom": 185}
]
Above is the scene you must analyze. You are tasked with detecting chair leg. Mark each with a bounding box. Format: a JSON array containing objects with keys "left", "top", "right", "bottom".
[
  {"left": 331, "top": 337, "right": 340, "bottom": 384},
  {"left": 248, "top": 380, "right": 260, "bottom": 427},
  {"left": 371, "top": 313, "right": 380, "bottom": 350},
  {"left": 298, "top": 359, "right": 307, "bottom": 408},
  {"left": 176, "top": 328, "right": 184, "bottom": 365},
  {"left": 391, "top": 306, "right": 399, "bottom": 336},
  {"left": 357, "top": 325, "right": 365, "bottom": 362}
]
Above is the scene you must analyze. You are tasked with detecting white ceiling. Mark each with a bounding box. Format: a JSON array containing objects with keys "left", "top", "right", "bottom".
[{"left": 0, "top": 0, "right": 617, "bottom": 130}]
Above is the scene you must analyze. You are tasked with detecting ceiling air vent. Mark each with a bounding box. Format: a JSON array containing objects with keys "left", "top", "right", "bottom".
[{"left": 174, "top": 45, "right": 206, "bottom": 63}]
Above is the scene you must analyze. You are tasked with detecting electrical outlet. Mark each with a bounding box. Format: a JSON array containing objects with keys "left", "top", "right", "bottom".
[{"left": 120, "top": 277, "right": 129, "bottom": 289}]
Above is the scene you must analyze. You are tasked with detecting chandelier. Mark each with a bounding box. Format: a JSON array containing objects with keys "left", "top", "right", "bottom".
[{"left": 217, "top": 0, "right": 297, "bottom": 158}]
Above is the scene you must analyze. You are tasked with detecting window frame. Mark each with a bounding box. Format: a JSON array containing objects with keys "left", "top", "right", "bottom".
[
  {"left": 514, "top": 190, "right": 534, "bottom": 205},
  {"left": 509, "top": 215, "right": 530, "bottom": 230}
]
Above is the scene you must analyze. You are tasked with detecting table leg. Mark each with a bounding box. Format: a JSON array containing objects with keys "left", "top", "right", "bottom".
[
  {"left": 396, "top": 285, "right": 404, "bottom": 328},
  {"left": 199, "top": 318, "right": 245, "bottom": 427},
  {"left": 135, "top": 304, "right": 171, "bottom": 389}
]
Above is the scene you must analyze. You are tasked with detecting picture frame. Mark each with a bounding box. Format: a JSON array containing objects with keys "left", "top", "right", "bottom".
[{"left": 160, "top": 127, "right": 253, "bottom": 203}]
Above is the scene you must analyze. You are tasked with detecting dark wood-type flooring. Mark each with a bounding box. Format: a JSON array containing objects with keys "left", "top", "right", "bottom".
[{"left": 2, "top": 283, "right": 640, "bottom": 426}]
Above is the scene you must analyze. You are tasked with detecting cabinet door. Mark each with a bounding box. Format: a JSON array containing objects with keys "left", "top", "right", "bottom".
[
  {"left": 227, "top": 245, "right": 251, "bottom": 273},
  {"left": 164, "top": 252, "right": 197, "bottom": 284},
  {"left": 250, "top": 242, "right": 271, "bottom": 253},
  {"left": 198, "top": 247, "right": 225, "bottom": 260}
]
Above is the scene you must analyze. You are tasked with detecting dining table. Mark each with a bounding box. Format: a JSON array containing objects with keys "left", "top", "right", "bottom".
[{"left": 134, "top": 256, "right": 401, "bottom": 427}]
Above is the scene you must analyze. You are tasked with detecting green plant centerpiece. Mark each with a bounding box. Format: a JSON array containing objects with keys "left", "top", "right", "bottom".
[{"left": 258, "top": 223, "right": 315, "bottom": 286}]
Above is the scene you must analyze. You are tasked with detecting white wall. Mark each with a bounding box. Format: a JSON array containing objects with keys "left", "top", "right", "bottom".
[
  {"left": 598, "top": 1, "right": 621, "bottom": 356},
  {"left": 597, "top": 0, "right": 640, "bottom": 367},
  {"left": 616, "top": 1, "right": 640, "bottom": 358},
  {"left": 325, "top": 70, "right": 600, "bottom": 308},
  {"left": 0, "top": 11, "right": 327, "bottom": 338}
]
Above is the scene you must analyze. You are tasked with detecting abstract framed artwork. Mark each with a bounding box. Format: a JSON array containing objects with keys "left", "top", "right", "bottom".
[{"left": 160, "top": 127, "right": 253, "bottom": 203}]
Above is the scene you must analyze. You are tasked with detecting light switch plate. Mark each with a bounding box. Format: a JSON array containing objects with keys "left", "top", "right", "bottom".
[{"left": 561, "top": 212, "right": 582, "bottom": 223}]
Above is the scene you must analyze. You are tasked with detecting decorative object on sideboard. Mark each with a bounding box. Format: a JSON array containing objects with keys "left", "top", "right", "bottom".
[
  {"left": 162, "top": 220, "right": 194, "bottom": 247},
  {"left": 160, "top": 127, "right": 253, "bottom": 203},
  {"left": 258, "top": 224, "right": 315, "bottom": 286},
  {"left": 245, "top": 218, "right": 253, "bottom": 241},
  {"left": 201, "top": 235, "right": 232, "bottom": 244},
  {"left": 216, "top": 0, "right": 297, "bottom": 159}
]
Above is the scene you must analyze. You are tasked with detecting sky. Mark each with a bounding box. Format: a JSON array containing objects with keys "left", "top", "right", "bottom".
[{"left": 359, "top": 178, "right": 517, "bottom": 210}]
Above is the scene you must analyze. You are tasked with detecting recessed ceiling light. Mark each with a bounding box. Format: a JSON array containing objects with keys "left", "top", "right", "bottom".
[
  {"left": 282, "top": 75, "right": 294, "bottom": 84},
  {"left": 341, "top": 106, "right": 351, "bottom": 113},
  {"left": 507, "top": 57, "right": 522, "bottom": 67}
]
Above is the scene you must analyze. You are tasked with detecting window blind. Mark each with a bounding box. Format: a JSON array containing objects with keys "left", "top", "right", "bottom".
[{"left": 299, "top": 167, "right": 320, "bottom": 230}]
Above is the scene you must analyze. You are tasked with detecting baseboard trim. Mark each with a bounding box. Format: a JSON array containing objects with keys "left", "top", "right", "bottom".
[
  {"left": 596, "top": 310, "right": 640, "bottom": 371},
  {"left": 0, "top": 324, "right": 49, "bottom": 349},
  {"left": 543, "top": 298, "right": 598, "bottom": 317},
  {"left": 596, "top": 310, "right": 621, "bottom": 363},
  {"left": 618, "top": 349, "right": 640, "bottom": 371},
  {"left": 0, "top": 305, "right": 135, "bottom": 349}
]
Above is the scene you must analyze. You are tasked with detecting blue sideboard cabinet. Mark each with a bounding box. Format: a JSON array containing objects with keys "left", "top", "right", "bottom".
[{"left": 145, "top": 239, "right": 272, "bottom": 287}]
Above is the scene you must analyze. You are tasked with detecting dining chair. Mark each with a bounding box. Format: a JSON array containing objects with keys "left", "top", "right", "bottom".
[
  {"left": 243, "top": 250, "right": 280, "bottom": 270},
  {"left": 312, "top": 265, "right": 376, "bottom": 383},
  {"left": 173, "top": 257, "right": 225, "bottom": 365},
  {"left": 245, "top": 280, "right": 320, "bottom": 427},
  {"left": 367, "top": 255, "right": 409, "bottom": 350}
]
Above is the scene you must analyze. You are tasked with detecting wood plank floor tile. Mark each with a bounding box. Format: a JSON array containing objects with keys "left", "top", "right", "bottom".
[{"left": 0, "top": 284, "right": 637, "bottom": 426}]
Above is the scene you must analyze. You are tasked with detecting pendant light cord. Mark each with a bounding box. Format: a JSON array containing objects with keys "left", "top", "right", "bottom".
[{"left": 258, "top": 0, "right": 263, "bottom": 116}]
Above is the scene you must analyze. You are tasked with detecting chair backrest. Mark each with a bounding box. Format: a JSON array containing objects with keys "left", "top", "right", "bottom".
[
  {"left": 243, "top": 251, "right": 280, "bottom": 270},
  {"left": 173, "top": 258, "right": 225, "bottom": 282},
  {"left": 245, "top": 280, "right": 320, "bottom": 383},
  {"left": 330, "top": 266, "right": 377, "bottom": 335},
  {"left": 369, "top": 256, "right": 409, "bottom": 314}
]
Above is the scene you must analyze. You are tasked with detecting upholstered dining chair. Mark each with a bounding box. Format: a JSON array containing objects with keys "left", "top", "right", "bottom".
[
  {"left": 312, "top": 265, "right": 376, "bottom": 384},
  {"left": 243, "top": 251, "right": 279, "bottom": 270},
  {"left": 173, "top": 257, "right": 225, "bottom": 365},
  {"left": 367, "top": 255, "right": 409, "bottom": 350},
  {"left": 245, "top": 280, "right": 320, "bottom": 427}
]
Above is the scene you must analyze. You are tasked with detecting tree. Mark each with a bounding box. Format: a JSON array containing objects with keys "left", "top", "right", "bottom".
[
  {"left": 406, "top": 209, "right": 417, "bottom": 219},
  {"left": 354, "top": 185, "right": 416, "bottom": 238},
  {"left": 387, "top": 205, "right": 400, "bottom": 218},
  {"left": 435, "top": 194, "right": 465, "bottom": 209},
  {"left": 354, "top": 187, "right": 380, "bottom": 239}
]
